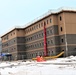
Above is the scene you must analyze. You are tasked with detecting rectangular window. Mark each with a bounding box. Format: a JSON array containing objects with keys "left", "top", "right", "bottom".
[
  {"left": 50, "top": 19, "right": 51, "bottom": 23},
  {"left": 47, "top": 31, "right": 49, "bottom": 35},
  {"left": 42, "top": 33, "right": 43, "bottom": 36},
  {"left": 50, "top": 30, "right": 52, "bottom": 33},
  {"left": 60, "top": 27, "right": 63, "bottom": 31},
  {"left": 61, "top": 39, "right": 63, "bottom": 43},
  {"left": 39, "top": 24, "right": 40, "bottom": 28},
  {"left": 14, "top": 40, "right": 15, "bottom": 42},
  {"left": 44, "top": 21, "right": 46, "bottom": 26},
  {"left": 47, "top": 20, "right": 48, "bottom": 24},
  {"left": 40, "top": 43, "right": 41, "bottom": 47},
  {"left": 36, "top": 25, "right": 38, "bottom": 29},
  {"left": 41, "top": 22, "right": 43, "bottom": 27},
  {"left": 47, "top": 41, "right": 50, "bottom": 44},
  {"left": 60, "top": 16, "right": 62, "bottom": 21},
  {"left": 51, "top": 40, "right": 53, "bottom": 44}
]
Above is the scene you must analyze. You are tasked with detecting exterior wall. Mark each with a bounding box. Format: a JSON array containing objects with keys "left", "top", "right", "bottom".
[
  {"left": 57, "top": 12, "right": 76, "bottom": 56},
  {"left": 64, "top": 12, "right": 76, "bottom": 34},
  {"left": 59, "top": 34, "right": 76, "bottom": 56},
  {"left": 1, "top": 10, "right": 76, "bottom": 60},
  {"left": 25, "top": 15, "right": 58, "bottom": 36},
  {"left": 24, "top": 14, "right": 60, "bottom": 59},
  {"left": 1, "top": 29, "right": 25, "bottom": 60},
  {"left": 0, "top": 40, "right": 2, "bottom": 53}
]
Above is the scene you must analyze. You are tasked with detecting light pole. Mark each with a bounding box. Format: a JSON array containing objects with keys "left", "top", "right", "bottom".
[{"left": 63, "top": 13, "right": 68, "bottom": 57}]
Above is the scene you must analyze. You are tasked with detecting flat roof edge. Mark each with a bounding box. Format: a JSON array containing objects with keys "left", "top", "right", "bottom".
[{"left": 1, "top": 7, "right": 76, "bottom": 37}]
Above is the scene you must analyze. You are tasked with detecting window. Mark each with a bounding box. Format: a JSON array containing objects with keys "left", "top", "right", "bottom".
[
  {"left": 36, "top": 25, "right": 38, "bottom": 29},
  {"left": 29, "top": 38, "right": 30, "bottom": 41},
  {"left": 60, "top": 27, "right": 63, "bottom": 31},
  {"left": 40, "top": 43, "right": 41, "bottom": 47},
  {"left": 27, "top": 38, "right": 28, "bottom": 41},
  {"left": 41, "top": 22, "right": 43, "bottom": 27},
  {"left": 42, "top": 42, "right": 44, "bottom": 46},
  {"left": 52, "top": 51, "right": 53, "bottom": 53},
  {"left": 30, "top": 28, "right": 32, "bottom": 31},
  {"left": 32, "top": 44, "right": 34, "bottom": 48},
  {"left": 47, "top": 41, "right": 50, "bottom": 44},
  {"left": 32, "top": 54, "right": 33, "bottom": 57},
  {"left": 61, "top": 38, "right": 64, "bottom": 43},
  {"left": 11, "top": 34, "right": 12, "bottom": 36},
  {"left": 50, "top": 30, "right": 52, "bottom": 33},
  {"left": 14, "top": 40, "right": 15, "bottom": 42},
  {"left": 31, "top": 37, "right": 32, "bottom": 40},
  {"left": 35, "top": 44, "right": 36, "bottom": 48},
  {"left": 47, "top": 31, "right": 49, "bottom": 35},
  {"left": 36, "top": 53, "right": 37, "bottom": 56},
  {"left": 37, "top": 34, "right": 38, "bottom": 38},
  {"left": 13, "top": 32, "right": 15, "bottom": 34},
  {"left": 39, "top": 34, "right": 41, "bottom": 37},
  {"left": 60, "top": 16, "right": 62, "bottom": 21},
  {"left": 44, "top": 21, "right": 46, "bottom": 26},
  {"left": 48, "top": 51, "right": 50, "bottom": 55},
  {"left": 30, "top": 45, "right": 32, "bottom": 48},
  {"left": 42, "top": 33, "right": 43, "bottom": 37},
  {"left": 25, "top": 31, "right": 27, "bottom": 33},
  {"left": 47, "top": 20, "right": 48, "bottom": 24},
  {"left": 28, "top": 29, "right": 30, "bottom": 32},
  {"left": 12, "top": 48, "right": 13, "bottom": 50},
  {"left": 39, "top": 24, "right": 40, "bottom": 28},
  {"left": 34, "top": 35, "right": 36, "bottom": 39},
  {"left": 50, "top": 19, "right": 52, "bottom": 23},
  {"left": 32, "top": 27, "right": 33, "bottom": 30},
  {"left": 37, "top": 44, "right": 39, "bottom": 47},
  {"left": 34, "top": 26, "right": 36, "bottom": 29},
  {"left": 51, "top": 40, "right": 53, "bottom": 44},
  {"left": 31, "top": 45, "right": 33, "bottom": 48},
  {"left": 26, "top": 30, "right": 28, "bottom": 33}
]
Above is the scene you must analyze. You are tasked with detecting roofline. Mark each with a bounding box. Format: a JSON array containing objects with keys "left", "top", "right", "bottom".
[
  {"left": 1, "top": 26, "right": 24, "bottom": 37},
  {"left": 23, "top": 7, "right": 76, "bottom": 28},
  {"left": 1, "top": 7, "right": 76, "bottom": 37}
]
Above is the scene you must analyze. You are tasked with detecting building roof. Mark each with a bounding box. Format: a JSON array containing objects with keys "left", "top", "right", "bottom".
[
  {"left": 23, "top": 7, "right": 76, "bottom": 28},
  {"left": 1, "top": 7, "right": 76, "bottom": 37},
  {"left": 1, "top": 26, "right": 24, "bottom": 37}
]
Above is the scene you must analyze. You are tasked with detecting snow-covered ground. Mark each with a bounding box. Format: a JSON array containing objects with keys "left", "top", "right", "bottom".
[{"left": 0, "top": 56, "right": 76, "bottom": 75}]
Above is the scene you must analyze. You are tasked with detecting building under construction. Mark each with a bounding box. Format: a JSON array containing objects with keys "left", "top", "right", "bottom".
[{"left": 1, "top": 8, "right": 76, "bottom": 60}]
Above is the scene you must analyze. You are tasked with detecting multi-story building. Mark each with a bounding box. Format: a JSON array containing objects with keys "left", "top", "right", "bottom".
[
  {"left": 0, "top": 38, "right": 2, "bottom": 54},
  {"left": 1, "top": 8, "right": 76, "bottom": 60},
  {"left": 1, "top": 28, "right": 25, "bottom": 60}
]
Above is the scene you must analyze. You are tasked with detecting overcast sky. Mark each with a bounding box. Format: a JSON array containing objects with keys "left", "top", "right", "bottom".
[{"left": 0, "top": 0, "right": 76, "bottom": 35}]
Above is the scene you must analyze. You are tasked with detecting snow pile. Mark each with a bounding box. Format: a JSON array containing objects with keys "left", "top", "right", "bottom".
[{"left": 0, "top": 56, "right": 76, "bottom": 75}]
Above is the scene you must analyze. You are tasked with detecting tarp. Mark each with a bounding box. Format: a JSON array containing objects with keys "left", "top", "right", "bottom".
[{"left": 0, "top": 53, "right": 12, "bottom": 56}]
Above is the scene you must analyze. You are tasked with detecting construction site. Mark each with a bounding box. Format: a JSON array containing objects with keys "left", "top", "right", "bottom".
[{"left": 1, "top": 8, "right": 76, "bottom": 61}]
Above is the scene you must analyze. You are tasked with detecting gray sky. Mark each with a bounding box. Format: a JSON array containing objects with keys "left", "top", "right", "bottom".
[{"left": 0, "top": 0, "right": 76, "bottom": 35}]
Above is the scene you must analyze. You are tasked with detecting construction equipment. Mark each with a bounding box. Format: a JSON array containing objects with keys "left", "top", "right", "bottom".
[
  {"left": 32, "top": 51, "right": 64, "bottom": 60},
  {"left": 44, "top": 51, "right": 64, "bottom": 60}
]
